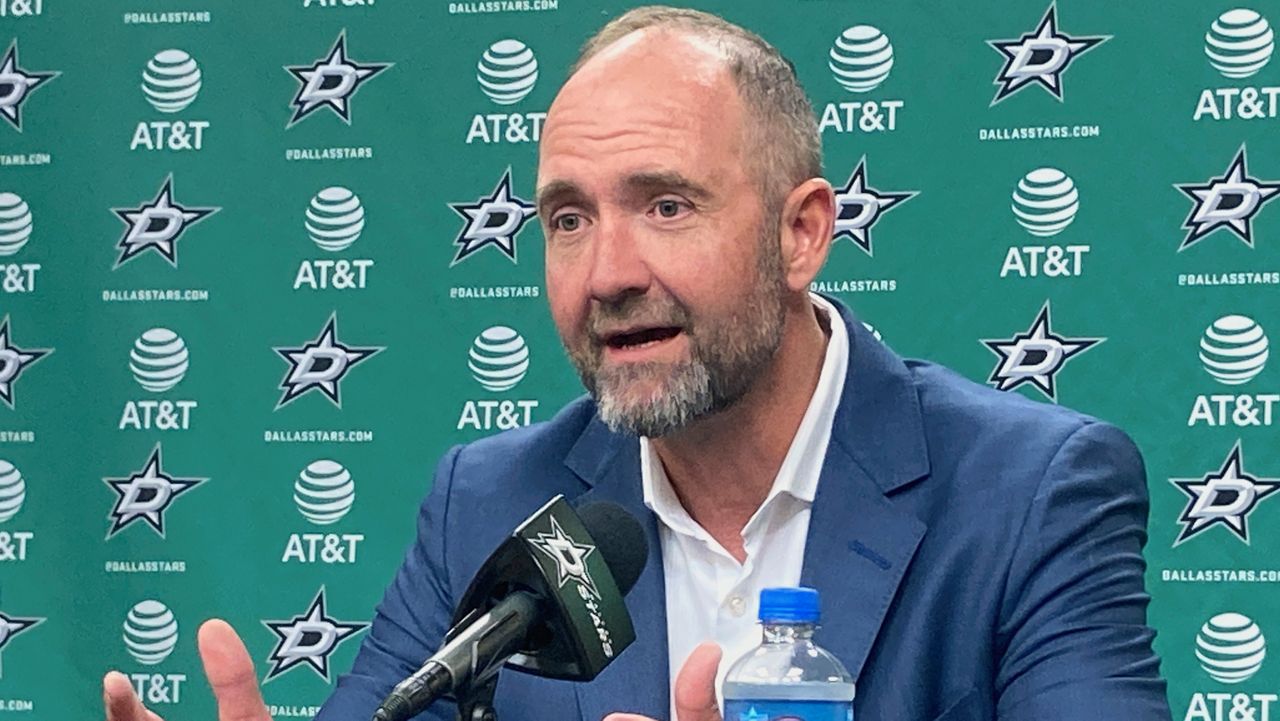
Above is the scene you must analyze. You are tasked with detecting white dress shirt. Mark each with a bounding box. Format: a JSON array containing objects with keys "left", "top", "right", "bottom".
[{"left": 639, "top": 293, "right": 849, "bottom": 717}]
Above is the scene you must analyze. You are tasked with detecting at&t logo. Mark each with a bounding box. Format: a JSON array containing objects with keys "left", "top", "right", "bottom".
[
  {"left": 1193, "top": 9, "right": 1279, "bottom": 121},
  {"left": 818, "top": 25, "right": 903, "bottom": 135},
  {"left": 281, "top": 459, "right": 365, "bottom": 564},
  {"left": 466, "top": 39, "right": 546, "bottom": 145},
  {"left": 458, "top": 326, "right": 538, "bottom": 431},
  {"left": 1188, "top": 315, "right": 1278, "bottom": 427},
  {"left": 121, "top": 600, "right": 188, "bottom": 704},
  {"left": 1000, "top": 167, "right": 1090, "bottom": 278},
  {"left": 0, "top": 192, "right": 42, "bottom": 293},
  {"left": 1184, "top": 613, "right": 1277, "bottom": 721},
  {"left": 293, "top": 186, "right": 374, "bottom": 291},
  {"left": 0, "top": 460, "right": 33, "bottom": 562},
  {"left": 130, "top": 49, "right": 210, "bottom": 151},
  {"left": 119, "top": 328, "right": 198, "bottom": 431}
]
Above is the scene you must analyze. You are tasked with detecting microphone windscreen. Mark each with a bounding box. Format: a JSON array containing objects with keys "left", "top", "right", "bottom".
[{"left": 576, "top": 501, "right": 648, "bottom": 595}]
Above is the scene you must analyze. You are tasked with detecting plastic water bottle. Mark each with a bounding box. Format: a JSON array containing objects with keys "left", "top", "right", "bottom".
[{"left": 722, "top": 587, "right": 855, "bottom": 721}]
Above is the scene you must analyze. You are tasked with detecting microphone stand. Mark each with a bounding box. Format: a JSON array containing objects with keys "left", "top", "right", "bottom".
[{"left": 455, "top": 677, "right": 499, "bottom": 721}]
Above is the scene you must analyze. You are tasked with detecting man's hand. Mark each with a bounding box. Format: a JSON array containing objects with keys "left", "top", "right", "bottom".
[
  {"left": 103, "top": 619, "right": 271, "bottom": 721},
  {"left": 604, "top": 641, "right": 723, "bottom": 721}
]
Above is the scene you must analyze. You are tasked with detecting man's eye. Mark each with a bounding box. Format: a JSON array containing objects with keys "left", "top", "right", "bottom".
[
  {"left": 555, "top": 214, "right": 582, "bottom": 232},
  {"left": 656, "top": 200, "right": 683, "bottom": 218}
]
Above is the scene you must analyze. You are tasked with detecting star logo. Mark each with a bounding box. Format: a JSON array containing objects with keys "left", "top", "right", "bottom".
[
  {"left": 530, "top": 515, "right": 600, "bottom": 598},
  {"left": 104, "top": 444, "right": 207, "bottom": 540},
  {"left": 1172, "top": 441, "right": 1280, "bottom": 546},
  {"left": 987, "top": 3, "right": 1110, "bottom": 105},
  {"left": 831, "top": 157, "right": 917, "bottom": 257},
  {"left": 0, "top": 610, "right": 44, "bottom": 679},
  {"left": 0, "top": 40, "right": 59, "bottom": 132},
  {"left": 285, "top": 30, "right": 392, "bottom": 128},
  {"left": 740, "top": 707, "right": 770, "bottom": 721},
  {"left": 1175, "top": 145, "right": 1280, "bottom": 252},
  {"left": 0, "top": 315, "right": 51, "bottom": 409},
  {"left": 262, "top": 587, "right": 367, "bottom": 682},
  {"left": 981, "top": 301, "right": 1103, "bottom": 402},
  {"left": 274, "top": 313, "right": 383, "bottom": 410},
  {"left": 449, "top": 168, "right": 537, "bottom": 266},
  {"left": 112, "top": 175, "right": 220, "bottom": 269}
]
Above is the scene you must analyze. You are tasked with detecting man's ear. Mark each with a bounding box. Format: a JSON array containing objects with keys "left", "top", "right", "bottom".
[{"left": 776, "top": 179, "right": 835, "bottom": 293}]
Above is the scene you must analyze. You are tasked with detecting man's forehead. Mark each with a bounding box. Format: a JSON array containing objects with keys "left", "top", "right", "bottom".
[{"left": 535, "top": 168, "right": 717, "bottom": 207}]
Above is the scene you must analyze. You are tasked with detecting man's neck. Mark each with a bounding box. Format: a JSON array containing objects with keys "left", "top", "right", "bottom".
[{"left": 651, "top": 295, "right": 831, "bottom": 561}]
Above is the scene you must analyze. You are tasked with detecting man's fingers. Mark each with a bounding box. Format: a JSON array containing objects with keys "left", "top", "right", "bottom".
[
  {"left": 603, "top": 714, "right": 660, "bottom": 721},
  {"left": 104, "top": 670, "right": 156, "bottom": 721},
  {"left": 196, "top": 619, "right": 271, "bottom": 721},
  {"left": 674, "top": 642, "right": 723, "bottom": 721}
]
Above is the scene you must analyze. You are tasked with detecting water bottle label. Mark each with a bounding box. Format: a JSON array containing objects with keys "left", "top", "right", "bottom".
[{"left": 724, "top": 700, "right": 853, "bottom": 721}]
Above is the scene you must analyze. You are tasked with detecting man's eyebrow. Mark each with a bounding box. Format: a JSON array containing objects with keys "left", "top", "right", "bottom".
[
  {"left": 619, "top": 171, "right": 713, "bottom": 202},
  {"left": 535, "top": 180, "right": 588, "bottom": 216}
]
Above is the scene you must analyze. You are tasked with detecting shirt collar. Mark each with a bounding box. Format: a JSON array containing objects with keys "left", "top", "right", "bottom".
[{"left": 640, "top": 292, "right": 850, "bottom": 527}]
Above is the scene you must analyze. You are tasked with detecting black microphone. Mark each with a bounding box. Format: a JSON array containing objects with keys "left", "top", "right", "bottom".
[{"left": 373, "top": 495, "right": 648, "bottom": 721}]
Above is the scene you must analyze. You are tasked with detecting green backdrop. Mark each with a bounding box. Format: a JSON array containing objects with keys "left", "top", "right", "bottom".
[{"left": 2, "top": 1, "right": 1278, "bottom": 720}]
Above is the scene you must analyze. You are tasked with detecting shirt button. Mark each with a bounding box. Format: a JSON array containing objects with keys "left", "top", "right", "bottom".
[{"left": 728, "top": 595, "right": 746, "bottom": 617}]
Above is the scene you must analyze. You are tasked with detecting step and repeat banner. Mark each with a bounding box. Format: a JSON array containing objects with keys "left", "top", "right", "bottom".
[{"left": 2, "top": 1, "right": 1278, "bottom": 719}]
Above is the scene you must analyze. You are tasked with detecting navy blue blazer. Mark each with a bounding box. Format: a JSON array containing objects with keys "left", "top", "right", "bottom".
[{"left": 316, "top": 301, "right": 1170, "bottom": 721}]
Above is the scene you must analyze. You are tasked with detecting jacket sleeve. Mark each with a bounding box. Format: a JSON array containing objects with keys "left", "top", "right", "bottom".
[
  {"left": 995, "top": 422, "right": 1171, "bottom": 720},
  {"left": 314, "top": 445, "right": 464, "bottom": 721}
]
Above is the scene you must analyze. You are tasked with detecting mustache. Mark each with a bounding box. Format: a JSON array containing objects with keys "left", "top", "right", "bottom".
[{"left": 584, "top": 296, "right": 693, "bottom": 343}]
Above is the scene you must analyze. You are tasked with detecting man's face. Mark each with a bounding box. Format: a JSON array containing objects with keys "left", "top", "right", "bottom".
[{"left": 536, "top": 32, "right": 787, "bottom": 437}]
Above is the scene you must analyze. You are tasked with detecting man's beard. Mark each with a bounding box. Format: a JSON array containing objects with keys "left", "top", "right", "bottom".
[{"left": 564, "top": 230, "right": 787, "bottom": 438}]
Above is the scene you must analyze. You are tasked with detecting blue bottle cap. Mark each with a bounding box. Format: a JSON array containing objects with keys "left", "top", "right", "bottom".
[{"left": 758, "top": 586, "right": 820, "bottom": 623}]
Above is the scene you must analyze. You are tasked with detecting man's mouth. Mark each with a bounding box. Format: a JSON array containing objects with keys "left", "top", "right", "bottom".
[{"left": 601, "top": 326, "right": 684, "bottom": 351}]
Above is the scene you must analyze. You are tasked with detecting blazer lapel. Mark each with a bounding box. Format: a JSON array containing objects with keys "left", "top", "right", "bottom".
[
  {"left": 567, "top": 419, "right": 670, "bottom": 721},
  {"left": 801, "top": 302, "right": 932, "bottom": 683}
]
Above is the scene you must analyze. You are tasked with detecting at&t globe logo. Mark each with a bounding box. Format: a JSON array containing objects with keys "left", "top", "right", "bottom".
[
  {"left": 131, "top": 49, "right": 210, "bottom": 151},
  {"left": 1196, "top": 613, "right": 1266, "bottom": 684},
  {"left": 468, "top": 325, "right": 529, "bottom": 392},
  {"left": 1205, "top": 9, "right": 1274, "bottom": 79},
  {"left": 0, "top": 192, "right": 32, "bottom": 255},
  {"left": 294, "top": 186, "right": 373, "bottom": 291},
  {"left": 120, "top": 328, "right": 198, "bottom": 432},
  {"left": 1200, "top": 315, "right": 1269, "bottom": 385},
  {"left": 819, "top": 24, "right": 903, "bottom": 135},
  {"left": 294, "top": 460, "right": 356, "bottom": 525},
  {"left": 458, "top": 325, "right": 538, "bottom": 432},
  {"left": 141, "top": 50, "right": 201, "bottom": 113},
  {"left": 477, "top": 39, "right": 538, "bottom": 105},
  {"left": 123, "top": 600, "right": 178, "bottom": 665},
  {"left": 129, "top": 328, "right": 189, "bottom": 392},
  {"left": 283, "top": 460, "right": 364, "bottom": 565},
  {"left": 467, "top": 38, "right": 546, "bottom": 144},
  {"left": 1000, "top": 168, "right": 1090, "bottom": 278},
  {"left": 1193, "top": 8, "right": 1279, "bottom": 121}
]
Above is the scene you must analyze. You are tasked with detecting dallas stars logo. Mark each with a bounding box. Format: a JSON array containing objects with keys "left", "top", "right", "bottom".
[
  {"left": 104, "top": 444, "right": 206, "bottom": 540},
  {"left": 1175, "top": 145, "right": 1280, "bottom": 252},
  {"left": 285, "top": 30, "right": 392, "bottom": 128},
  {"left": 981, "top": 301, "right": 1103, "bottom": 402},
  {"left": 112, "top": 175, "right": 220, "bottom": 269},
  {"left": 987, "top": 3, "right": 1110, "bottom": 105},
  {"left": 831, "top": 157, "right": 917, "bottom": 257},
  {"left": 0, "top": 610, "right": 44, "bottom": 679},
  {"left": 530, "top": 515, "right": 600, "bottom": 598},
  {"left": 274, "top": 312, "right": 383, "bottom": 410},
  {"left": 0, "top": 40, "right": 59, "bottom": 132},
  {"left": 262, "top": 587, "right": 367, "bottom": 682},
  {"left": 1171, "top": 441, "right": 1280, "bottom": 546},
  {"left": 0, "top": 315, "right": 51, "bottom": 409},
  {"left": 449, "top": 168, "right": 537, "bottom": 266}
]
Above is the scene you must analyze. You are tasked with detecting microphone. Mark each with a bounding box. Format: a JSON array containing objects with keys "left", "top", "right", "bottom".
[{"left": 373, "top": 495, "right": 648, "bottom": 721}]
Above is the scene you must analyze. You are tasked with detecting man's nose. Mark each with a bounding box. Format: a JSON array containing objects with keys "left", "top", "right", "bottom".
[{"left": 587, "top": 217, "right": 652, "bottom": 303}]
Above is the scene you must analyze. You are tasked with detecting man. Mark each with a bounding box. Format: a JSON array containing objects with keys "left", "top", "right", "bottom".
[{"left": 103, "top": 6, "right": 1171, "bottom": 721}]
